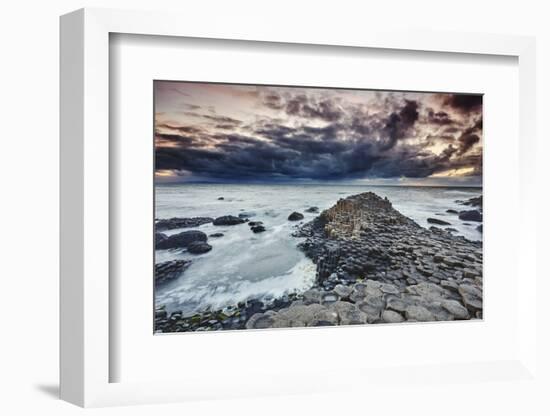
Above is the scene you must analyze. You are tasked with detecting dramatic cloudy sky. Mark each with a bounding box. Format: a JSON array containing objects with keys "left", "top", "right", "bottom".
[{"left": 154, "top": 81, "right": 482, "bottom": 186}]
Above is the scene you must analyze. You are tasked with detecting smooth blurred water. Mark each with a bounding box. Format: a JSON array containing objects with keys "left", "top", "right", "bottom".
[{"left": 154, "top": 184, "right": 482, "bottom": 315}]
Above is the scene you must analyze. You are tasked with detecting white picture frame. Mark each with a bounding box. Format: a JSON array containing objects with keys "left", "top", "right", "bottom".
[{"left": 60, "top": 7, "right": 538, "bottom": 408}]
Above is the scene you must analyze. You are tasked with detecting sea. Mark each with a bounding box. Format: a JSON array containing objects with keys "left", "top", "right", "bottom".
[{"left": 154, "top": 184, "right": 482, "bottom": 315}]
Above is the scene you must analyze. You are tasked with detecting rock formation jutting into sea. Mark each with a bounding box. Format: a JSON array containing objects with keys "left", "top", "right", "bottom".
[{"left": 154, "top": 192, "right": 483, "bottom": 332}]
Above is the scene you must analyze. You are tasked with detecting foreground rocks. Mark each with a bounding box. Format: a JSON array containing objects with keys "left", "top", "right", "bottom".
[
  {"left": 156, "top": 230, "right": 207, "bottom": 250},
  {"left": 213, "top": 215, "right": 246, "bottom": 225},
  {"left": 243, "top": 192, "right": 482, "bottom": 329},
  {"left": 155, "top": 192, "right": 483, "bottom": 332},
  {"left": 155, "top": 260, "right": 191, "bottom": 285},
  {"left": 458, "top": 210, "right": 482, "bottom": 222},
  {"left": 427, "top": 217, "right": 451, "bottom": 226},
  {"left": 155, "top": 217, "right": 213, "bottom": 231}
]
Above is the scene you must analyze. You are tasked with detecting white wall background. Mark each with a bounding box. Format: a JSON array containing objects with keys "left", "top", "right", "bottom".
[{"left": 0, "top": 1, "right": 548, "bottom": 414}]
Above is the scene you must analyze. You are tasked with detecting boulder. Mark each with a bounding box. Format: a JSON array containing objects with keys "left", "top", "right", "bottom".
[
  {"left": 446, "top": 209, "right": 458, "bottom": 214},
  {"left": 213, "top": 215, "right": 245, "bottom": 225},
  {"left": 288, "top": 212, "right": 304, "bottom": 221},
  {"left": 381, "top": 310, "right": 405, "bottom": 323},
  {"left": 155, "top": 217, "right": 213, "bottom": 231},
  {"left": 187, "top": 241, "right": 212, "bottom": 254},
  {"left": 305, "top": 206, "right": 319, "bottom": 213},
  {"left": 154, "top": 260, "right": 190, "bottom": 285},
  {"left": 156, "top": 230, "right": 207, "bottom": 249},
  {"left": 427, "top": 218, "right": 451, "bottom": 226},
  {"left": 458, "top": 284, "right": 482, "bottom": 312},
  {"left": 477, "top": 224, "right": 483, "bottom": 233},
  {"left": 461, "top": 195, "right": 482, "bottom": 208},
  {"left": 441, "top": 299, "right": 469, "bottom": 320},
  {"left": 217, "top": 197, "right": 224, "bottom": 200},
  {"left": 245, "top": 313, "right": 275, "bottom": 329},
  {"left": 333, "top": 284, "right": 353, "bottom": 300},
  {"left": 209, "top": 233, "right": 224, "bottom": 238},
  {"left": 404, "top": 305, "right": 435, "bottom": 322},
  {"left": 458, "top": 210, "right": 482, "bottom": 222},
  {"left": 302, "top": 288, "right": 322, "bottom": 304},
  {"left": 155, "top": 232, "right": 167, "bottom": 247},
  {"left": 251, "top": 225, "right": 266, "bottom": 233}
]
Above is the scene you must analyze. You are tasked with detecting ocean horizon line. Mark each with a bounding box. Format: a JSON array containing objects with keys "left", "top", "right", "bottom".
[{"left": 155, "top": 181, "right": 482, "bottom": 189}]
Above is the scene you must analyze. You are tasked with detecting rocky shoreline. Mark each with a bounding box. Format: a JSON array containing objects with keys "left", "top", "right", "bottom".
[{"left": 155, "top": 192, "right": 482, "bottom": 333}]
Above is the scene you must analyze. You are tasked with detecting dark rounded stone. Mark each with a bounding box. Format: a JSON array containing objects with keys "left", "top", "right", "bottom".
[
  {"left": 155, "top": 232, "right": 167, "bottom": 247},
  {"left": 156, "top": 230, "right": 207, "bottom": 249},
  {"left": 248, "top": 221, "right": 264, "bottom": 227},
  {"left": 209, "top": 233, "right": 224, "bottom": 238},
  {"left": 458, "top": 210, "right": 482, "bottom": 222},
  {"left": 187, "top": 241, "right": 212, "bottom": 254},
  {"left": 288, "top": 212, "right": 304, "bottom": 221},
  {"left": 251, "top": 225, "right": 266, "bottom": 233},
  {"left": 446, "top": 209, "right": 458, "bottom": 214},
  {"left": 155, "top": 217, "right": 213, "bottom": 231},
  {"left": 427, "top": 217, "right": 451, "bottom": 226},
  {"left": 213, "top": 215, "right": 245, "bottom": 225},
  {"left": 218, "top": 197, "right": 224, "bottom": 200},
  {"left": 305, "top": 206, "right": 319, "bottom": 213}
]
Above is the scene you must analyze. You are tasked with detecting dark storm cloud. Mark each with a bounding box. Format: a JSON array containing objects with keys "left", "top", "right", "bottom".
[
  {"left": 279, "top": 94, "right": 344, "bottom": 122},
  {"left": 155, "top": 85, "right": 483, "bottom": 183},
  {"left": 427, "top": 109, "right": 453, "bottom": 125},
  {"left": 379, "top": 99, "right": 419, "bottom": 151},
  {"left": 453, "top": 118, "right": 482, "bottom": 156},
  {"left": 441, "top": 93, "right": 483, "bottom": 113}
]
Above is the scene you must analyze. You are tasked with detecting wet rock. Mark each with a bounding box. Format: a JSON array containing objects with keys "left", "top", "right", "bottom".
[
  {"left": 446, "top": 209, "right": 458, "bottom": 214},
  {"left": 381, "top": 310, "right": 405, "bottom": 323},
  {"left": 459, "top": 195, "right": 482, "bottom": 209},
  {"left": 156, "top": 217, "right": 213, "bottom": 231},
  {"left": 303, "top": 289, "right": 323, "bottom": 304},
  {"left": 156, "top": 230, "right": 208, "bottom": 249},
  {"left": 238, "top": 212, "right": 256, "bottom": 218},
  {"left": 441, "top": 299, "right": 469, "bottom": 319},
  {"left": 155, "top": 260, "right": 190, "bottom": 285},
  {"left": 427, "top": 218, "right": 451, "bottom": 226},
  {"left": 187, "top": 241, "right": 212, "bottom": 254},
  {"left": 477, "top": 224, "right": 483, "bottom": 233},
  {"left": 209, "top": 233, "right": 224, "bottom": 238},
  {"left": 386, "top": 296, "right": 409, "bottom": 313},
  {"left": 218, "top": 197, "right": 224, "bottom": 200},
  {"left": 380, "top": 283, "right": 400, "bottom": 295},
  {"left": 213, "top": 215, "right": 245, "bottom": 225},
  {"left": 305, "top": 206, "right": 319, "bottom": 213},
  {"left": 330, "top": 301, "right": 367, "bottom": 325},
  {"left": 445, "top": 228, "right": 458, "bottom": 233},
  {"left": 288, "top": 212, "right": 304, "bottom": 221},
  {"left": 246, "top": 313, "right": 275, "bottom": 329},
  {"left": 155, "top": 232, "right": 167, "bottom": 247},
  {"left": 458, "top": 284, "right": 482, "bottom": 312},
  {"left": 333, "top": 284, "right": 353, "bottom": 300},
  {"left": 251, "top": 225, "right": 266, "bottom": 233},
  {"left": 321, "top": 292, "right": 340, "bottom": 305},
  {"left": 404, "top": 305, "right": 435, "bottom": 322},
  {"left": 458, "top": 210, "right": 482, "bottom": 222}
]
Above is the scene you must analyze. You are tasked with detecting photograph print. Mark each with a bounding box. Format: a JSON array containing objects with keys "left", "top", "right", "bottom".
[{"left": 154, "top": 81, "right": 483, "bottom": 333}]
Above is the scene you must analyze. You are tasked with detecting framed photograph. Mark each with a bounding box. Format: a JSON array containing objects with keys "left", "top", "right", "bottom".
[
  {"left": 152, "top": 80, "right": 484, "bottom": 333},
  {"left": 60, "top": 8, "right": 538, "bottom": 407}
]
